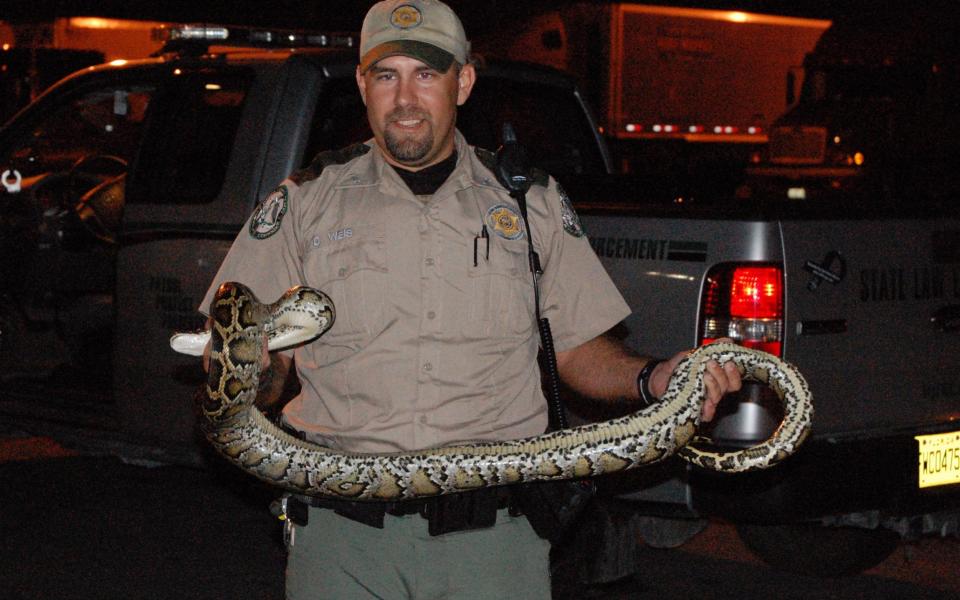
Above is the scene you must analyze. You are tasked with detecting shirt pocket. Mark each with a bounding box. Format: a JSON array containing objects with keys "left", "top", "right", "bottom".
[
  {"left": 309, "top": 221, "right": 389, "bottom": 348},
  {"left": 463, "top": 237, "right": 535, "bottom": 340}
]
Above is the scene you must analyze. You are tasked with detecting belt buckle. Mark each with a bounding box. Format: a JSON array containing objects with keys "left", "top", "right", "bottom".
[{"left": 283, "top": 517, "right": 295, "bottom": 548}]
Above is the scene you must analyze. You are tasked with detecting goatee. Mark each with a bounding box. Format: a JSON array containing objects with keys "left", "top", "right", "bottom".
[
  {"left": 384, "top": 108, "right": 433, "bottom": 164},
  {"left": 385, "top": 130, "right": 432, "bottom": 164}
]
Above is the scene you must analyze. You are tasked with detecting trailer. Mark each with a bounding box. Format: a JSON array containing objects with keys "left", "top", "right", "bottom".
[{"left": 474, "top": 4, "right": 829, "bottom": 144}]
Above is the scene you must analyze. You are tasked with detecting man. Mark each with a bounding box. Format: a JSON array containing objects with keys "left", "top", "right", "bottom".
[{"left": 201, "top": 1, "right": 741, "bottom": 598}]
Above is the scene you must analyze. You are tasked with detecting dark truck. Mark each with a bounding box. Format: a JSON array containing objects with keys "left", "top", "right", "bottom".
[{"left": 0, "top": 23, "right": 957, "bottom": 576}]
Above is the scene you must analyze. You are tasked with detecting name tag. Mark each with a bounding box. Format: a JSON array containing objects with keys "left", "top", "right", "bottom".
[{"left": 328, "top": 228, "right": 353, "bottom": 242}]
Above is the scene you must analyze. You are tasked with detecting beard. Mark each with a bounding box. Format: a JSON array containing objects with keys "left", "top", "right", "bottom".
[{"left": 383, "top": 108, "right": 434, "bottom": 165}]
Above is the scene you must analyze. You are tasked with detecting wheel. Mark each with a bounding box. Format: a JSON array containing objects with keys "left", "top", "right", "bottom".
[
  {"left": 636, "top": 515, "right": 708, "bottom": 548},
  {"left": 736, "top": 522, "right": 900, "bottom": 577}
]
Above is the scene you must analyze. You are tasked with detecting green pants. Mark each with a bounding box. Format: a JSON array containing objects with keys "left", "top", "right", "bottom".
[{"left": 285, "top": 506, "right": 551, "bottom": 600}]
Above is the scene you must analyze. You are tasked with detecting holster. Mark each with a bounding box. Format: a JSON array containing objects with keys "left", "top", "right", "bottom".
[
  {"left": 512, "top": 479, "right": 596, "bottom": 544},
  {"left": 421, "top": 487, "right": 503, "bottom": 536}
]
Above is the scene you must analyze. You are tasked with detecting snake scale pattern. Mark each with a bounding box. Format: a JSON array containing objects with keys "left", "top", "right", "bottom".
[{"left": 189, "top": 282, "right": 813, "bottom": 501}]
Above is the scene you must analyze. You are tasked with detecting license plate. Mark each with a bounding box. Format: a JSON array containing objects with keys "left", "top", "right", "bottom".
[{"left": 916, "top": 430, "right": 960, "bottom": 489}]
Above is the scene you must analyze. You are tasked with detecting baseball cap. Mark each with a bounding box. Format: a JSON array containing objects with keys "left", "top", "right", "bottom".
[{"left": 359, "top": 0, "right": 469, "bottom": 73}]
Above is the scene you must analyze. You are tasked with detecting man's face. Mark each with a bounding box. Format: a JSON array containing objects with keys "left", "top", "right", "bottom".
[{"left": 357, "top": 54, "right": 475, "bottom": 170}]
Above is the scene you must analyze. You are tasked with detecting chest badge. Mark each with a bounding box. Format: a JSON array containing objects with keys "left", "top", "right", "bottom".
[
  {"left": 249, "top": 185, "right": 288, "bottom": 240},
  {"left": 486, "top": 204, "right": 524, "bottom": 240}
]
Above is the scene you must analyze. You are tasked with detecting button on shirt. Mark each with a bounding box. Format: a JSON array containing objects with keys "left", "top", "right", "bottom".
[{"left": 201, "top": 131, "right": 630, "bottom": 453}]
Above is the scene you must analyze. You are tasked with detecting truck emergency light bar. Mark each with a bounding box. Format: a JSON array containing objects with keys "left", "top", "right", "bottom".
[{"left": 153, "top": 24, "right": 356, "bottom": 55}]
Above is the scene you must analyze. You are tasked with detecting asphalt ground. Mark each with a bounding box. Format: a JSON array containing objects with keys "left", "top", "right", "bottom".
[
  {"left": 2, "top": 433, "right": 959, "bottom": 600},
  {"left": 0, "top": 438, "right": 285, "bottom": 600}
]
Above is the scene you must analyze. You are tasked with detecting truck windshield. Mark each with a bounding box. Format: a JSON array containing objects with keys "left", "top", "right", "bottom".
[
  {"left": 1, "top": 84, "right": 154, "bottom": 181},
  {"left": 128, "top": 68, "right": 251, "bottom": 205},
  {"left": 809, "top": 64, "right": 921, "bottom": 103}
]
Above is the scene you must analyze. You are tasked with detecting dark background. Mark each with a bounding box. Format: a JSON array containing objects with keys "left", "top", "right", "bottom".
[{"left": 0, "top": 0, "right": 930, "bottom": 30}]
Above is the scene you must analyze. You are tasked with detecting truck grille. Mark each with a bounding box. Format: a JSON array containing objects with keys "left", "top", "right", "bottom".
[{"left": 768, "top": 126, "right": 826, "bottom": 165}]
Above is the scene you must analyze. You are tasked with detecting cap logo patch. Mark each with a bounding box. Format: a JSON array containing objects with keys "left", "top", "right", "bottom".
[
  {"left": 249, "top": 185, "right": 288, "bottom": 239},
  {"left": 390, "top": 5, "right": 423, "bottom": 29},
  {"left": 486, "top": 204, "right": 524, "bottom": 240}
]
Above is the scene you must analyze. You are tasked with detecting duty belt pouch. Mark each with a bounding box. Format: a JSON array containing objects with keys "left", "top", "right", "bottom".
[
  {"left": 514, "top": 479, "right": 595, "bottom": 544},
  {"left": 286, "top": 495, "right": 310, "bottom": 526},
  {"left": 286, "top": 495, "right": 387, "bottom": 529},
  {"left": 423, "top": 489, "right": 499, "bottom": 536},
  {"left": 332, "top": 501, "right": 387, "bottom": 529}
]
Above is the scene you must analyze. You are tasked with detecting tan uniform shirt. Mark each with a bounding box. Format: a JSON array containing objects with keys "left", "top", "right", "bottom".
[{"left": 202, "top": 131, "right": 630, "bottom": 453}]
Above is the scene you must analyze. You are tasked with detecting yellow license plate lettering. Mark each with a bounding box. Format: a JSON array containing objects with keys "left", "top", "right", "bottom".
[{"left": 916, "top": 431, "right": 960, "bottom": 489}]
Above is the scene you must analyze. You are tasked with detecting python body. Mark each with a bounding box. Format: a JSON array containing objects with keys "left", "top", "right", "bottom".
[{"left": 174, "top": 282, "right": 813, "bottom": 501}]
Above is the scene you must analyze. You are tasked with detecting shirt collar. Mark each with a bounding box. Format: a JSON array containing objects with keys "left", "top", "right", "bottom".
[{"left": 332, "top": 130, "right": 506, "bottom": 197}]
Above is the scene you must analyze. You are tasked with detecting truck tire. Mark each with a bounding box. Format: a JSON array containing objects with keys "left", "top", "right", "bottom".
[
  {"left": 736, "top": 522, "right": 900, "bottom": 577},
  {"left": 636, "top": 515, "right": 708, "bottom": 548}
]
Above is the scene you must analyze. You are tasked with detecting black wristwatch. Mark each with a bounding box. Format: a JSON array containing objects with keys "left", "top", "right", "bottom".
[{"left": 636, "top": 359, "right": 664, "bottom": 407}]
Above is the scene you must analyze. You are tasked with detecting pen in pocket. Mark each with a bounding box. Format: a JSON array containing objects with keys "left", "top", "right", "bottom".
[{"left": 473, "top": 224, "right": 490, "bottom": 267}]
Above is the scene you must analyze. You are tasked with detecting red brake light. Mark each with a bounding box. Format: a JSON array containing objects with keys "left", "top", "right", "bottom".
[
  {"left": 699, "top": 263, "right": 784, "bottom": 356},
  {"left": 730, "top": 267, "right": 782, "bottom": 319}
]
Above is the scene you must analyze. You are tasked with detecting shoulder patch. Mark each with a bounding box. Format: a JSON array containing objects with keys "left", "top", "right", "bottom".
[
  {"left": 557, "top": 183, "right": 584, "bottom": 238},
  {"left": 290, "top": 143, "right": 371, "bottom": 186},
  {"left": 472, "top": 146, "right": 549, "bottom": 189},
  {"left": 249, "top": 185, "right": 289, "bottom": 239}
]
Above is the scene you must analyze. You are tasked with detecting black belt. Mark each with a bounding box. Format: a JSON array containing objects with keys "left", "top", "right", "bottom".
[{"left": 287, "top": 487, "right": 517, "bottom": 536}]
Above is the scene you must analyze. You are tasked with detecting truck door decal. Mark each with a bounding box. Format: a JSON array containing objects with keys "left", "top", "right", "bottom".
[
  {"left": 858, "top": 266, "right": 960, "bottom": 302},
  {"left": 666, "top": 240, "right": 707, "bottom": 262},
  {"left": 589, "top": 237, "right": 706, "bottom": 262},
  {"left": 150, "top": 275, "right": 205, "bottom": 332},
  {"left": 859, "top": 268, "right": 907, "bottom": 302},
  {"left": 804, "top": 250, "right": 846, "bottom": 291}
]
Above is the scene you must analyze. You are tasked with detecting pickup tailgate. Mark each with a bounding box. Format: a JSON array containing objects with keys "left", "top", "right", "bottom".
[
  {"left": 581, "top": 202, "right": 960, "bottom": 444},
  {"left": 782, "top": 220, "right": 960, "bottom": 438}
]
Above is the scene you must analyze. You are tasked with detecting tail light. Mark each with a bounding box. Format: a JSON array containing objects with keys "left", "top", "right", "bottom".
[{"left": 699, "top": 263, "right": 784, "bottom": 356}]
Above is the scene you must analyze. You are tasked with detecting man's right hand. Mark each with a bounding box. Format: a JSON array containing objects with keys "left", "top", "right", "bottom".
[
  {"left": 201, "top": 319, "right": 293, "bottom": 411},
  {"left": 201, "top": 320, "right": 271, "bottom": 374}
]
